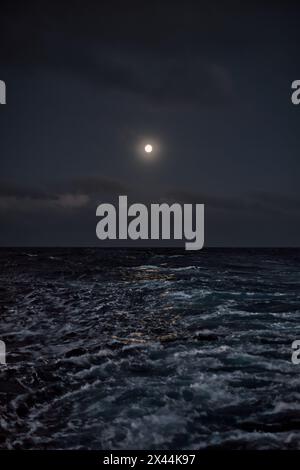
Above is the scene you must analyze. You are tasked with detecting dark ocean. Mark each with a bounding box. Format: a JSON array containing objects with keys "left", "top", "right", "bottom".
[{"left": 0, "top": 248, "right": 300, "bottom": 450}]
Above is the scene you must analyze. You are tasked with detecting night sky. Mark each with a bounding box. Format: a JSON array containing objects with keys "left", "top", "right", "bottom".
[{"left": 0, "top": 0, "right": 300, "bottom": 246}]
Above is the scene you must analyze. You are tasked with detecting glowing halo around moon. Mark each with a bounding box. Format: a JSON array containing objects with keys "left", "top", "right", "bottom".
[
  {"left": 136, "top": 138, "right": 161, "bottom": 162},
  {"left": 145, "top": 144, "right": 153, "bottom": 153}
]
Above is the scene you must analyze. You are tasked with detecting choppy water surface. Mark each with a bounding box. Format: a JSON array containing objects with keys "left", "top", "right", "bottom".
[{"left": 0, "top": 248, "right": 300, "bottom": 449}]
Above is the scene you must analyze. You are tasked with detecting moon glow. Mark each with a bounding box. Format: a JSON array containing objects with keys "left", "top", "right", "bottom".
[{"left": 145, "top": 144, "right": 153, "bottom": 153}]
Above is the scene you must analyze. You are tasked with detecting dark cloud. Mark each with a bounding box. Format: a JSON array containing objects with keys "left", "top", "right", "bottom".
[
  {"left": 68, "top": 176, "right": 129, "bottom": 196},
  {"left": 0, "top": 178, "right": 299, "bottom": 246},
  {"left": 0, "top": 181, "right": 50, "bottom": 200},
  {"left": 251, "top": 192, "right": 300, "bottom": 214},
  {"left": 1, "top": 178, "right": 299, "bottom": 220},
  {"left": 164, "top": 189, "right": 257, "bottom": 213},
  {"left": 1, "top": 0, "right": 297, "bottom": 111},
  {"left": 0, "top": 176, "right": 130, "bottom": 212},
  {"left": 0, "top": 1, "right": 236, "bottom": 108},
  {"left": 0, "top": 180, "right": 89, "bottom": 212},
  {"left": 164, "top": 189, "right": 300, "bottom": 216}
]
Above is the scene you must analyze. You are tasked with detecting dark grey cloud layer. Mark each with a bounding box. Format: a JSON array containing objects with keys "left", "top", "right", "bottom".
[{"left": 0, "top": 179, "right": 299, "bottom": 247}]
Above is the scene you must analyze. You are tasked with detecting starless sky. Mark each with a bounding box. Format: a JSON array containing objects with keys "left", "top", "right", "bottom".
[{"left": 0, "top": 0, "right": 300, "bottom": 246}]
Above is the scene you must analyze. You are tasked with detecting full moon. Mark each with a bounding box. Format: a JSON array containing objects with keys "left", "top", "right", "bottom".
[{"left": 145, "top": 144, "right": 153, "bottom": 153}]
